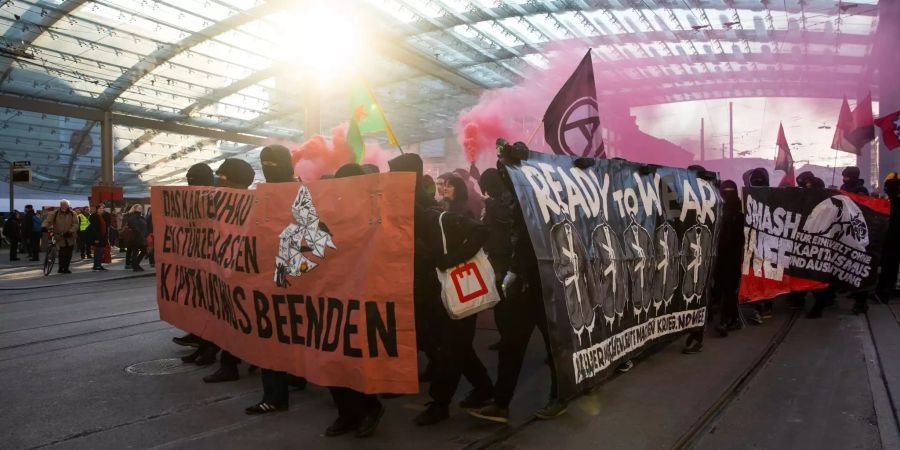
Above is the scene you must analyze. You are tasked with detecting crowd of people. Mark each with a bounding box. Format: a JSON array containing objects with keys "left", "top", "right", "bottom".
[
  {"left": 0, "top": 201, "right": 153, "bottom": 273},
  {"left": 157, "top": 143, "right": 900, "bottom": 439},
  {"left": 2, "top": 143, "right": 898, "bottom": 439}
]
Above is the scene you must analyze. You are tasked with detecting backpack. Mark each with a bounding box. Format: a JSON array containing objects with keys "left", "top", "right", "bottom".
[{"left": 32, "top": 215, "right": 42, "bottom": 233}]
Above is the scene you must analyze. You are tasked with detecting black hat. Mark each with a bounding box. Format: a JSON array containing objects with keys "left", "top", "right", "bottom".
[
  {"left": 186, "top": 163, "right": 214, "bottom": 186},
  {"left": 335, "top": 163, "right": 365, "bottom": 179},
  {"left": 796, "top": 171, "right": 815, "bottom": 187},
  {"left": 842, "top": 166, "right": 860, "bottom": 180},
  {"left": 259, "top": 145, "right": 295, "bottom": 183},
  {"left": 216, "top": 158, "right": 255, "bottom": 188},
  {"left": 361, "top": 164, "right": 380, "bottom": 174}
]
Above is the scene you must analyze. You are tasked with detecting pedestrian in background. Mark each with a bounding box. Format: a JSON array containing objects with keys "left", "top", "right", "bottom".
[
  {"left": 86, "top": 203, "right": 111, "bottom": 271},
  {"left": 44, "top": 200, "right": 79, "bottom": 274},
  {"left": 125, "top": 204, "right": 148, "bottom": 272},
  {"left": 3, "top": 211, "right": 21, "bottom": 261}
]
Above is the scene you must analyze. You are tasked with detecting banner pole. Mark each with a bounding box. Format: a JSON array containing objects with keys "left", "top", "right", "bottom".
[{"left": 526, "top": 121, "right": 543, "bottom": 146}]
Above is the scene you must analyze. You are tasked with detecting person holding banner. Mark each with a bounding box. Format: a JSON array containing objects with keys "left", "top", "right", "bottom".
[
  {"left": 470, "top": 142, "right": 564, "bottom": 425},
  {"left": 201, "top": 158, "right": 256, "bottom": 384},
  {"left": 246, "top": 146, "right": 310, "bottom": 415},
  {"left": 713, "top": 180, "right": 745, "bottom": 336},
  {"left": 876, "top": 174, "right": 900, "bottom": 303}
]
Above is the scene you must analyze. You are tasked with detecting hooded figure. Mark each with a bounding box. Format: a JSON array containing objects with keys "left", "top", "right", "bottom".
[
  {"left": 186, "top": 163, "right": 214, "bottom": 186},
  {"left": 216, "top": 158, "right": 255, "bottom": 189},
  {"left": 453, "top": 168, "right": 485, "bottom": 218},
  {"left": 840, "top": 166, "right": 869, "bottom": 195},
  {"left": 260, "top": 145, "right": 296, "bottom": 183},
  {"left": 747, "top": 168, "right": 770, "bottom": 187},
  {"left": 797, "top": 171, "right": 816, "bottom": 188},
  {"left": 713, "top": 179, "right": 744, "bottom": 332}
]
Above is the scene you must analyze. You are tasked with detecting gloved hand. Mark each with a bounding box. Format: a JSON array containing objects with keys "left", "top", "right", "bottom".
[{"left": 501, "top": 271, "right": 519, "bottom": 299}]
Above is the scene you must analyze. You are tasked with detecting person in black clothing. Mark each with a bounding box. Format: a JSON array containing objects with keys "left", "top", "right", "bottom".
[
  {"left": 313, "top": 162, "right": 386, "bottom": 438},
  {"left": 85, "top": 204, "right": 111, "bottom": 271},
  {"left": 389, "top": 154, "right": 494, "bottom": 426},
  {"left": 470, "top": 141, "right": 564, "bottom": 424},
  {"left": 245, "top": 146, "right": 309, "bottom": 414},
  {"left": 4, "top": 211, "right": 21, "bottom": 261},
  {"left": 876, "top": 174, "right": 900, "bottom": 303},
  {"left": 23, "top": 205, "right": 40, "bottom": 261},
  {"left": 202, "top": 159, "right": 255, "bottom": 383},
  {"left": 125, "top": 205, "right": 148, "bottom": 272},
  {"left": 840, "top": 166, "right": 869, "bottom": 195},
  {"left": 744, "top": 168, "right": 773, "bottom": 321},
  {"left": 478, "top": 168, "right": 515, "bottom": 351},
  {"left": 173, "top": 163, "right": 217, "bottom": 352},
  {"left": 713, "top": 180, "right": 744, "bottom": 336}
]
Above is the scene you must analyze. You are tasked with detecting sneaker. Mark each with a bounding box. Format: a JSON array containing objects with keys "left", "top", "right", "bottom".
[
  {"left": 534, "top": 399, "right": 567, "bottom": 420},
  {"left": 414, "top": 402, "right": 449, "bottom": 426},
  {"left": 172, "top": 334, "right": 201, "bottom": 347},
  {"left": 459, "top": 388, "right": 492, "bottom": 409},
  {"left": 682, "top": 341, "right": 703, "bottom": 354},
  {"left": 203, "top": 366, "right": 239, "bottom": 383},
  {"left": 325, "top": 416, "right": 360, "bottom": 437},
  {"left": 245, "top": 401, "right": 287, "bottom": 415},
  {"left": 468, "top": 403, "right": 509, "bottom": 424},
  {"left": 616, "top": 360, "right": 634, "bottom": 373},
  {"left": 133, "top": 266, "right": 145, "bottom": 272},
  {"left": 355, "top": 403, "right": 386, "bottom": 438}
]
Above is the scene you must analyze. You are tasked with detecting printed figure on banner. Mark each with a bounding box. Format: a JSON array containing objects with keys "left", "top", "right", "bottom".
[{"left": 274, "top": 185, "right": 336, "bottom": 287}]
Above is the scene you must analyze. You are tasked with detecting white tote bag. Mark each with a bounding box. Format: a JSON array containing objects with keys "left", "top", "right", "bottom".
[{"left": 435, "top": 212, "right": 501, "bottom": 319}]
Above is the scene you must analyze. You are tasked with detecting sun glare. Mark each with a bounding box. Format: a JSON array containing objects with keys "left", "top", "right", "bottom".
[{"left": 272, "top": 2, "right": 365, "bottom": 80}]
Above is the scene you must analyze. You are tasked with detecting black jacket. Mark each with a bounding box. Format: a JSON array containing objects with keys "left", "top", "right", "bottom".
[
  {"left": 482, "top": 192, "right": 514, "bottom": 258},
  {"left": 126, "top": 212, "right": 148, "bottom": 246},
  {"left": 3, "top": 215, "right": 20, "bottom": 240},
  {"left": 86, "top": 212, "right": 112, "bottom": 244}
]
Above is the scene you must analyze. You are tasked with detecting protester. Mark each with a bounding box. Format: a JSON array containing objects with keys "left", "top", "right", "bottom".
[
  {"left": 712, "top": 180, "right": 744, "bottom": 336},
  {"left": 423, "top": 175, "right": 437, "bottom": 200},
  {"left": 682, "top": 166, "right": 718, "bottom": 354},
  {"left": 840, "top": 166, "right": 869, "bottom": 195},
  {"left": 44, "top": 200, "right": 79, "bottom": 274},
  {"left": 390, "top": 154, "right": 494, "bottom": 426},
  {"left": 478, "top": 168, "right": 515, "bottom": 351},
  {"left": 453, "top": 168, "right": 485, "bottom": 218},
  {"left": 745, "top": 168, "right": 772, "bottom": 322},
  {"left": 876, "top": 173, "right": 900, "bottom": 303},
  {"left": 174, "top": 163, "right": 216, "bottom": 355},
  {"left": 201, "top": 158, "right": 255, "bottom": 383},
  {"left": 470, "top": 142, "right": 564, "bottom": 424},
  {"left": 3, "top": 211, "right": 21, "bottom": 261},
  {"left": 125, "top": 205, "right": 148, "bottom": 272},
  {"left": 245, "top": 146, "right": 309, "bottom": 413},
  {"left": 86, "top": 203, "right": 111, "bottom": 271},
  {"left": 441, "top": 174, "right": 475, "bottom": 219},
  {"left": 314, "top": 162, "right": 386, "bottom": 438}
]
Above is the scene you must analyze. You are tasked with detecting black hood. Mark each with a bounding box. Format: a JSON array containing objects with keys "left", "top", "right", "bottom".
[
  {"left": 389, "top": 153, "right": 434, "bottom": 207},
  {"left": 260, "top": 145, "right": 296, "bottom": 183}
]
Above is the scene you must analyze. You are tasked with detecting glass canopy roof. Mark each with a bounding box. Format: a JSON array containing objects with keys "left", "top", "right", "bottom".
[{"left": 0, "top": 0, "right": 881, "bottom": 194}]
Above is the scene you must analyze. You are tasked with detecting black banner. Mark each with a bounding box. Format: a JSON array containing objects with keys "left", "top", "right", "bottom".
[
  {"left": 504, "top": 151, "right": 722, "bottom": 398},
  {"left": 739, "top": 187, "right": 891, "bottom": 301}
]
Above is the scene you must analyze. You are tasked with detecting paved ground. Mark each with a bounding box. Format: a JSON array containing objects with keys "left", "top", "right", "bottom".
[{"left": 1, "top": 257, "right": 898, "bottom": 450}]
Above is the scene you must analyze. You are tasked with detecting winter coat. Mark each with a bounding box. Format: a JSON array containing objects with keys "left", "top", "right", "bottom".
[
  {"left": 125, "top": 212, "right": 148, "bottom": 247},
  {"left": 3, "top": 215, "right": 20, "bottom": 240},
  {"left": 481, "top": 192, "right": 514, "bottom": 258},
  {"left": 86, "top": 212, "right": 112, "bottom": 245},
  {"left": 45, "top": 209, "right": 79, "bottom": 247}
]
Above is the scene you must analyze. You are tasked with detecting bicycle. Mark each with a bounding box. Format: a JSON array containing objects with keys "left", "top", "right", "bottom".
[{"left": 43, "top": 230, "right": 57, "bottom": 276}]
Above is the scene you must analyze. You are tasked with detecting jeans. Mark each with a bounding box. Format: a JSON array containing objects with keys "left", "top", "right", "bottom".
[{"left": 93, "top": 244, "right": 104, "bottom": 268}]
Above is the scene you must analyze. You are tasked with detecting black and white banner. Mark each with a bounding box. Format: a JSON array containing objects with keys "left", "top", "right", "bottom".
[
  {"left": 739, "top": 187, "right": 891, "bottom": 301},
  {"left": 503, "top": 151, "right": 722, "bottom": 398}
]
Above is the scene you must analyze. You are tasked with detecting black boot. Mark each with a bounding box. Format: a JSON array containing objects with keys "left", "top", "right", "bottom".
[{"left": 203, "top": 364, "right": 239, "bottom": 383}]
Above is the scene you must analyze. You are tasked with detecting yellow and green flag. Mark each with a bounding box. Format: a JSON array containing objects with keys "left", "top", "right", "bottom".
[{"left": 347, "top": 78, "right": 398, "bottom": 163}]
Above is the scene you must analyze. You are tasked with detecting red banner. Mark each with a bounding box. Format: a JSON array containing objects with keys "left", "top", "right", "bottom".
[{"left": 151, "top": 173, "right": 417, "bottom": 394}]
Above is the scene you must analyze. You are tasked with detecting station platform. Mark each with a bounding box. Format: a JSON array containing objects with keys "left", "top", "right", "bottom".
[{"left": 2, "top": 259, "right": 899, "bottom": 450}]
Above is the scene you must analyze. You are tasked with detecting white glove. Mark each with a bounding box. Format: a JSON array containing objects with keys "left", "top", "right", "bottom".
[{"left": 501, "top": 271, "right": 519, "bottom": 299}]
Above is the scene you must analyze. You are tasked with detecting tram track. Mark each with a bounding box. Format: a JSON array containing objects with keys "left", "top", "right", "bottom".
[
  {"left": 463, "top": 310, "right": 801, "bottom": 450},
  {"left": 670, "top": 309, "right": 801, "bottom": 450}
]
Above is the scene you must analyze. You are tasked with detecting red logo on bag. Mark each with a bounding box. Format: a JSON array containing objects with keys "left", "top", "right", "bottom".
[{"left": 451, "top": 262, "right": 488, "bottom": 303}]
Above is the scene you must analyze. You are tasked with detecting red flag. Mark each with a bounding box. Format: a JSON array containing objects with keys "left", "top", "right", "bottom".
[
  {"left": 831, "top": 97, "right": 857, "bottom": 154},
  {"left": 774, "top": 122, "right": 793, "bottom": 175},
  {"left": 875, "top": 110, "right": 900, "bottom": 151},
  {"left": 847, "top": 93, "right": 875, "bottom": 150},
  {"left": 779, "top": 167, "right": 796, "bottom": 187}
]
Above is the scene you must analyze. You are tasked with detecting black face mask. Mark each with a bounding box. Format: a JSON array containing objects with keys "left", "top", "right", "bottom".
[{"left": 262, "top": 163, "right": 294, "bottom": 183}]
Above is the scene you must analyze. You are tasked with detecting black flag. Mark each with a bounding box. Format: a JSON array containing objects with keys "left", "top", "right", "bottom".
[{"left": 543, "top": 50, "right": 604, "bottom": 158}]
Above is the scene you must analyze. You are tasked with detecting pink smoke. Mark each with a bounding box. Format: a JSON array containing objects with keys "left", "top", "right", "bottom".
[{"left": 288, "top": 123, "right": 391, "bottom": 181}]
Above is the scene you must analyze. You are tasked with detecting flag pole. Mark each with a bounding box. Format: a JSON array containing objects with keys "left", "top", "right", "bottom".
[
  {"left": 397, "top": 143, "right": 405, "bottom": 155},
  {"left": 830, "top": 149, "right": 839, "bottom": 186},
  {"left": 526, "top": 121, "right": 543, "bottom": 146}
]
